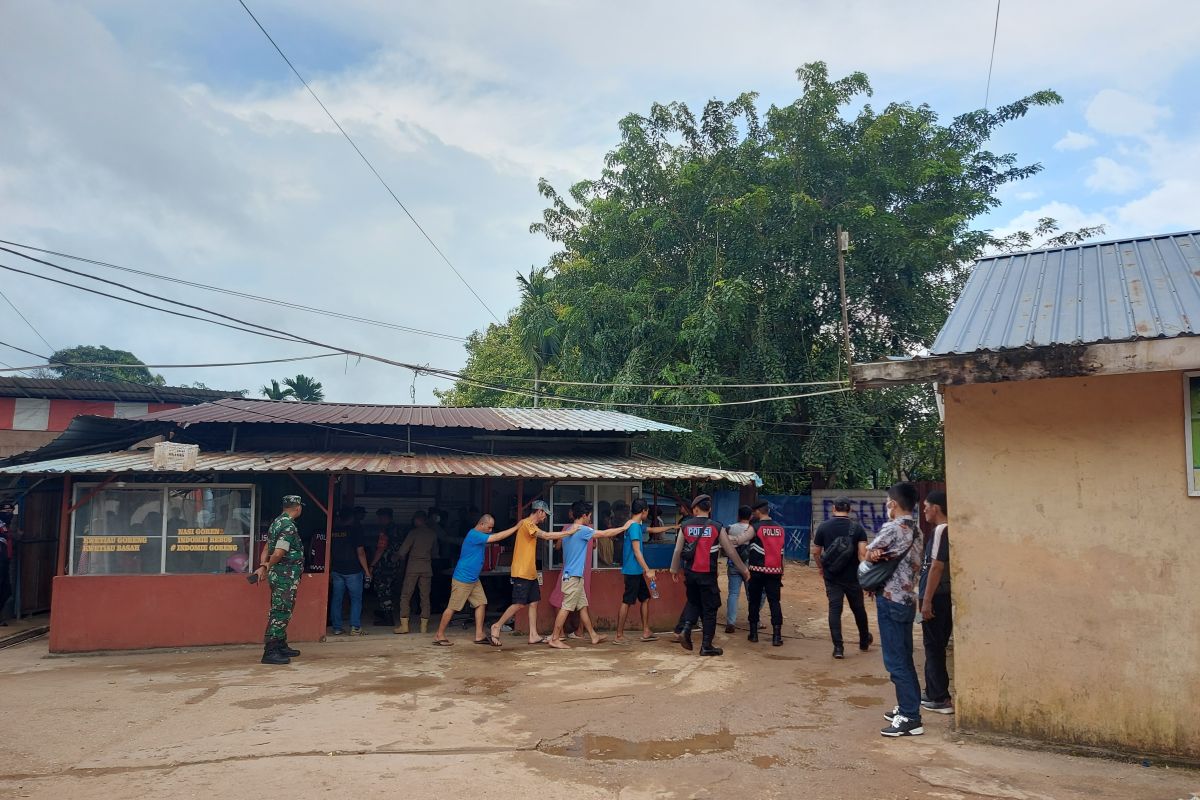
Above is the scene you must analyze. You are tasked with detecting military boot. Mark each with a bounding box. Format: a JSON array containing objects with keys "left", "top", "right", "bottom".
[
  {"left": 279, "top": 639, "right": 301, "bottom": 657},
  {"left": 699, "top": 638, "right": 724, "bottom": 656},
  {"left": 771, "top": 625, "right": 783, "bottom": 647},
  {"left": 680, "top": 624, "right": 694, "bottom": 652},
  {"left": 419, "top": 618, "right": 429, "bottom": 634},
  {"left": 261, "top": 639, "right": 290, "bottom": 665},
  {"left": 747, "top": 622, "right": 759, "bottom": 643},
  {"left": 394, "top": 618, "right": 410, "bottom": 635}
]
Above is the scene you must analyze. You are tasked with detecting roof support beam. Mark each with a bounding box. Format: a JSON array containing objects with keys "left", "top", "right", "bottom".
[
  {"left": 285, "top": 469, "right": 329, "bottom": 517},
  {"left": 852, "top": 337, "right": 1200, "bottom": 388}
]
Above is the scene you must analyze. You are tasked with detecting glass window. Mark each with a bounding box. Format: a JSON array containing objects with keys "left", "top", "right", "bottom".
[
  {"left": 70, "top": 484, "right": 256, "bottom": 575},
  {"left": 545, "top": 483, "right": 640, "bottom": 571}
]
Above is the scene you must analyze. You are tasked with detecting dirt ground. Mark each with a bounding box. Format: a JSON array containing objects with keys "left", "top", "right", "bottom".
[{"left": 2, "top": 569, "right": 1197, "bottom": 800}]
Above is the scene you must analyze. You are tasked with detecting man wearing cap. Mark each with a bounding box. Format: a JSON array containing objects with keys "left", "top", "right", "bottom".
[
  {"left": 251, "top": 495, "right": 306, "bottom": 665},
  {"left": 813, "top": 496, "right": 872, "bottom": 658},
  {"left": 670, "top": 494, "right": 750, "bottom": 656},
  {"left": 488, "top": 500, "right": 552, "bottom": 645}
]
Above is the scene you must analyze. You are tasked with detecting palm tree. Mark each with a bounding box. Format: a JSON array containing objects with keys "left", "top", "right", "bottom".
[
  {"left": 283, "top": 374, "right": 325, "bottom": 402},
  {"left": 260, "top": 379, "right": 294, "bottom": 401},
  {"left": 514, "top": 267, "right": 560, "bottom": 407}
]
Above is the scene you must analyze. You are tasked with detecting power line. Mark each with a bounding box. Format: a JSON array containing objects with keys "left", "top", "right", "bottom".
[
  {"left": 0, "top": 239, "right": 467, "bottom": 342},
  {"left": 0, "top": 287, "right": 54, "bottom": 353},
  {"left": 0, "top": 350, "right": 340, "bottom": 374},
  {"left": 984, "top": 0, "right": 1001, "bottom": 110},
  {"left": 234, "top": 0, "right": 501, "bottom": 323}
]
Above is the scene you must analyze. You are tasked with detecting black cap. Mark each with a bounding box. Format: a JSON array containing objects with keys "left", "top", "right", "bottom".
[
  {"left": 833, "top": 495, "right": 852, "bottom": 511},
  {"left": 690, "top": 494, "right": 711, "bottom": 508},
  {"left": 752, "top": 499, "right": 770, "bottom": 511}
]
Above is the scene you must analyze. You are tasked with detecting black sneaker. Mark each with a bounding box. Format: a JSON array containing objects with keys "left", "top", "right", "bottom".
[
  {"left": 698, "top": 644, "right": 724, "bottom": 656},
  {"left": 921, "top": 699, "right": 955, "bottom": 715},
  {"left": 883, "top": 705, "right": 899, "bottom": 722},
  {"left": 832, "top": 645, "right": 845, "bottom": 659},
  {"left": 859, "top": 633, "right": 874, "bottom": 652},
  {"left": 880, "top": 714, "right": 923, "bottom": 737}
]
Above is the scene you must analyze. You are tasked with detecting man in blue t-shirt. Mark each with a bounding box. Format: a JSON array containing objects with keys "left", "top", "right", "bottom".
[
  {"left": 432, "top": 514, "right": 519, "bottom": 647},
  {"left": 540, "top": 500, "right": 628, "bottom": 649},
  {"left": 614, "top": 497, "right": 674, "bottom": 644}
]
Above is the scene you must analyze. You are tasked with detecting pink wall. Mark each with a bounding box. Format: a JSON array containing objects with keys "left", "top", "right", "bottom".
[{"left": 48, "top": 573, "right": 329, "bottom": 653}]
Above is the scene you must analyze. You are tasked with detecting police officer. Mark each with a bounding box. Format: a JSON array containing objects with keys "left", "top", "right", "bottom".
[
  {"left": 669, "top": 494, "right": 750, "bottom": 656},
  {"left": 745, "top": 500, "right": 787, "bottom": 646},
  {"left": 252, "top": 495, "right": 305, "bottom": 665}
]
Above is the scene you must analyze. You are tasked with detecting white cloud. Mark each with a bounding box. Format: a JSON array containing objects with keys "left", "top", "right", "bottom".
[
  {"left": 1084, "top": 157, "right": 1142, "bottom": 193},
  {"left": 992, "top": 202, "right": 1112, "bottom": 244},
  {"left": 1085, "top": 89, "right": 1172, "bottom": 137},
  {"left": 1054, "top": 131, "right": 1097, "bottom": 151}
]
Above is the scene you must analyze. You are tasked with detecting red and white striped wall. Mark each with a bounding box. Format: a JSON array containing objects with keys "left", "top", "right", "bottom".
[{"left": 0, "top": 399, "right": 182, "bottom": 432}]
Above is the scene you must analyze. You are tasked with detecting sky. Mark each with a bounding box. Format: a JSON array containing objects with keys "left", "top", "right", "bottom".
[{"left": 1, "top": 0, "right": 1198, "bottom": 403}]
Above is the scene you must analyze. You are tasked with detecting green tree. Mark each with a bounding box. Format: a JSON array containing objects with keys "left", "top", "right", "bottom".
[
  {"left": 445, "top": 63, "right": 1067, "bottom": 491},
  {"left": 282, "top": 374, "right": 325, "bottom": 402},
  {"left": 49, "top": 345, "right": 165, "bottom": 385},
  {"left": 260, "top": 379, "right": 294, "bottom": 401},
  {"left": 514, "top": 267, "right": 561, "bottom": 406}
]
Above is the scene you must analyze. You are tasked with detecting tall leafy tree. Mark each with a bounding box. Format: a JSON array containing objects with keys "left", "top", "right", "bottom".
[
  {"left": 514, "top": 267, "right": 561, "bottom": 406},
  {"left": 260, "top": 379, "right": 294, "bottom": 401},
  {"left": 445, "top": 63, "right": 1068, "bottom": 490},
  {"left": 48, "top": 345, "right": 165, "bottom": 385},
  {"left": 282, "top": 374, "right": 325, "bottom": 402}
]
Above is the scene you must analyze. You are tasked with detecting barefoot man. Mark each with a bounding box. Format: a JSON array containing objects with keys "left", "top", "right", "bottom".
[
  {"left": 541, "top": 500, "right": 628, "bottom": 649},
  {"left": 489, "top": 500, "right": 553, "bottom": 645}
]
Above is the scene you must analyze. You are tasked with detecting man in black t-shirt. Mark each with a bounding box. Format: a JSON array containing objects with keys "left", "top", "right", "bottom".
[
  {"left": 919, "top": 490, "right": 953, "bottom": 715},
  {"left": 329, "top": 508, "right": 372, "bottom": 635},
  {"left": 812, "top": 496, "right": 871, "bottom": 659}
]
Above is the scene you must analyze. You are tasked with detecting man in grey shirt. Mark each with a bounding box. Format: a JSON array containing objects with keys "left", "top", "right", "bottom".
[{"left": 724, "top": 505, "right": 760, "bottom": 633}]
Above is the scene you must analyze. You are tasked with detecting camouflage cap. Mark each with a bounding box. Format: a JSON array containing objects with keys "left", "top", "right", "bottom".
[{"left": 281, "top": 495, "right": 305, "bottom": 507}]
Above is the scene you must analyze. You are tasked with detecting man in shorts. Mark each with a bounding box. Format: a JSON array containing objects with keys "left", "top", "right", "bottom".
[
  {"left": 489, "top": 500, "right": 553, "bottom": 645},
  {"left": 432, "top": 514, "right": 519, "bottom": 647},
  {"left": 614, "top": 498, "right": 668, "bottom": 644},
  {"left": 541, "top": 500, "right": 629, "bottom": 649}
]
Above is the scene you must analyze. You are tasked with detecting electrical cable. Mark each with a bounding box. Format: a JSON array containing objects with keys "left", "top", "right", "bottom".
[
  {"left": 0, "top": 287, "right": 54, "bottom": 353},
  {"left": 0, "top": 352, "right": 340, "bottom": 374},
  {"left": 0, "top": 239, "right": 467, "bottom": 342},
  {"left": 984, "top": 0, "right": 1001, "bottom": 110},
  {"left": 234, "top": 0, "right": 501, "bottom": 323}
]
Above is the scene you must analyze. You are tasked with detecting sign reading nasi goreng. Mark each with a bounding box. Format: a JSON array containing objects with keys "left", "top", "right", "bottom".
[{"left": 170, "top": 527, "right": 241, "bottom": 553}]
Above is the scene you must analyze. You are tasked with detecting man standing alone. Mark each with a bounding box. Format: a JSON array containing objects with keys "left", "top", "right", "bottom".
[
  {"left": 866, "top": 482, "right": 924, "bottom": 737},
  {"left": 812, "top": 496, "right": 872, "bottom": 659},
  {"left": 919, "top": 490, "right": 953, "bottom": 716},
  {"left": 252, "top": 495, "right": 306, "bottom": 665}
]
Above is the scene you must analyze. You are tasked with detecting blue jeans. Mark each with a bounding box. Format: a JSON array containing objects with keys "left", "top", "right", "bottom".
[
  {"left": 330, "top": 571, "right": 364, "bottom": 631},
  {"left": 876, "top": 595, "right": 922, "bottom": 721},
  {"left": 726, "top": 569, "right": 765, "bottom": 625}
]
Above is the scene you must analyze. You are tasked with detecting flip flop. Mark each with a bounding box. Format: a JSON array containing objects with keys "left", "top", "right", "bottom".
[
  {"left": 432, "top": 639, "right": 453, "bottom": 647},
  {"left": 474, "top": 636, "right": 502, "bottom": 647},
  {"left": 528, "top": 636, "right": 551, "bottom": 645},
  {"left": 639, "top": 634, "right": 659, "bottom": 642},
  {"left": 611, "top": 638, "right": 630, "bottom": 645}
]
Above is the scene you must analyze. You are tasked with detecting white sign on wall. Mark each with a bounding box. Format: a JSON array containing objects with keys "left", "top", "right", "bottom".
[{"left": 811, "top": 489, "right": 889, "bottom": 537}]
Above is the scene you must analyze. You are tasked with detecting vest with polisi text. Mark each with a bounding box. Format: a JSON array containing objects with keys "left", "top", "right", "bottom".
[
  {"left": 747, "top": 518, "right": 786, "bottom": 574},
  {"left": 682, "top": 517, "right": 723, "bottom": 575}
]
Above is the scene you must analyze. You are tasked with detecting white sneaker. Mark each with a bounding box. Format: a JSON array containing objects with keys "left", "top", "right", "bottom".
[{"left": 880, "top": 714, "right": 924, "bottom": 737}]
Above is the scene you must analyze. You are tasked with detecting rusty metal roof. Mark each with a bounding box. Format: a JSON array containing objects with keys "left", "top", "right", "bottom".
[
  {"left": 0, "top": 448, "right": 758, "bottom": 484},
  {"left": 932, "top": 230, "right": 1200, "bottom": 355},
  {"left": 0, "top": 377, "right": 239, "bottom": 404},
  {"left": 138, "top": 399, "right": 689, "bottom": 433}
]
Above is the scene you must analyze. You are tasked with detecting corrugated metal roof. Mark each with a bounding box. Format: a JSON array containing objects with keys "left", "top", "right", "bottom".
[
  {"left": 138, "top": 399, "right": 690, "bottom": 433},
  {"left": 0, "top": 449, "right": 758, "bottom": 484},
  {"left": 931, "top": 230, "right": 1200, "bottom": 355},
  {"left": 0, "top": 377, "right": 238, "bottom": 404}
]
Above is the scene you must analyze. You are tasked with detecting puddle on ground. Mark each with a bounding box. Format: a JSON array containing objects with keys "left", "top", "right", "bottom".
[
  {"left": 809, "top": 674, "right": 889, "bottom": 689},
  {"left": 850, "top": 675, "right": 889, "bottom": 686},
  {"left": 751, "top": 755, "right": 782, "bottom": 769},
  {"left": 845, "top": 695, "right": 883, "bottom": 708},
  {"left": 461, "top": 677, "right": 513, "bottom": 696},
  {"left": 539, "top": 729, "right": 736, "bottom": 761},
  {"left": 232, "top": 676, "right": 440, "bottom": 708},
  {"left": 812, "top": 677, "right": 845, "bottom": 687},
  {"left": 761, "top": 654, "right": 805, "bottom": 662}
]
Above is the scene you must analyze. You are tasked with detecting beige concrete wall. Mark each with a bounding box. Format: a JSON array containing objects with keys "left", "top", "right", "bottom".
[
  {"left": 945, "top": 371, "right": 1200, "bottom": 759},
  {"left": 0, "top": 430, "right": 58, "bottom": 459}
]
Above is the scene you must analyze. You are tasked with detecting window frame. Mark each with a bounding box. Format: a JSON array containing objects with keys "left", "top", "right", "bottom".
[
  {"left": 544, "top": 481, "right": 641, "bottom": 571},
  {"left": 1186, "top": 372, "right": 1200, "bottom": 497},
  {"left": 69, "top": 482, "right": 258, "bottom": 576}
]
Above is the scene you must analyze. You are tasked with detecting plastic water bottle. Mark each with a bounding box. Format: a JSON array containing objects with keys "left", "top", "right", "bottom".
[{"left": 649, "top": 580, "right": 660, "bottom": 599}]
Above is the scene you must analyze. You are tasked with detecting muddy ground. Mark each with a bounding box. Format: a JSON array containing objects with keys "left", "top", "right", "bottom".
[{"left": 2, "top": 569, "right": 1196, "bottom": 800}]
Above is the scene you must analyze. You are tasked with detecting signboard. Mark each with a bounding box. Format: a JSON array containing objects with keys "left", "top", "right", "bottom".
[
  {"left": 811, "top": 489, "right": 889, "bottom": 538},
  {"left": 170, "top": 528, "right": 240, "bottom": 553}
]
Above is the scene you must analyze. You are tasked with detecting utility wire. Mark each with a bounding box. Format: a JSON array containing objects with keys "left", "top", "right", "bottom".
[
  {"left": 984, "top": 0, "right": 1001, "bottom": 110},
  {"left": 0, "top": 351, "right": 340, "bottom": 374},
  {"left": 0, "top": 239, "right": 466, "bottom": 342},
  {"left": 234, "top": 0, "right": 501, "bottom": 323},
  {"left": 0, "top": 287, "right": 54, "bottom": 353}
]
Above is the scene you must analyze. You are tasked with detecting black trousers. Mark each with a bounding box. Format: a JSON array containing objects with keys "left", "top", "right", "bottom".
[
  {"left": 825, "top": 578, "right": 870, "bottom": 647},
  {"left": 680, "top": 573, "right": 721, "bottom": 644},
  {"left": 921, "top": 592, "right": 954, "bottom": 702},
  {"left": 747, "top": 572, "right": 783, "bottom": 628}
]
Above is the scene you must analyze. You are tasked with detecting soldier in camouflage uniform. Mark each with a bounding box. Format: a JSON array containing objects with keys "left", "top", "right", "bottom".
[{"left": 251, "top": 495, "right": 306, "bottom": 665}]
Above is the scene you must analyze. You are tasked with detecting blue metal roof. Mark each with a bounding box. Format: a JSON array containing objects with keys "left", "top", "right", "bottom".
[{"left": 931, "top": 230, "right": 1200, "bottom": 355}]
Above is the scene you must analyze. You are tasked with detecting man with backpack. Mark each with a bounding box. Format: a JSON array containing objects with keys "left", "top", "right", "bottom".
[
  {"left": 669, "top": 494, "right": 750, "bottom": 656},
  {"left": 813, "top": 496, "right": 872, "bottom": 659},
  {"left": 744, "top": 500, "right": 787, "bottom": 646}
]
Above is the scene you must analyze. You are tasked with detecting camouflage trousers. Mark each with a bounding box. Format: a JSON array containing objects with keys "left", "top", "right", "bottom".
[
  {"left": 374, "top": 557, "right": 403, "bottom": 611},
  {"left": 264, "top": 564, "right": 302, "bottom": 642}
]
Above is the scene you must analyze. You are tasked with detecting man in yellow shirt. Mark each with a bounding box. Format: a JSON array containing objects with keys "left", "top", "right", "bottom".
[{"left": 489, "top": 500, "right": 552, "bottom": 645}]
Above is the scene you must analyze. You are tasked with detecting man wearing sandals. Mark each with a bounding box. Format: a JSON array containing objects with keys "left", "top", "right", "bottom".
[
  {"left": 488, "top": 500, "right": 553, "bottom": 645},
  {"left": 431, "top": 514, "right": 519, "bottom": 647},
  {"left": 541, "top": 500, "right": 629, "bottom": 649},
  {"left": 613, "top": 498, "right": 672, "bottom": 644}
]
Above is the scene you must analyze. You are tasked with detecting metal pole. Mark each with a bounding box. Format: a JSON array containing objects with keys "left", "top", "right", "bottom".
[
  {"left": 56, "top": 476, "right": 73, "bottom": 577},
  {"left": 836, "top": 225, "right": 853, "bottom": 380}
]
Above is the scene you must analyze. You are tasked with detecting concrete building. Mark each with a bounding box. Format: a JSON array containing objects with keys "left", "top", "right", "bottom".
[
  {"left": 854, "top": 230, "right": 1200, "bottom": 761},
  {"left": 0, "top": 399, "right": 757, "bottom": 652}
]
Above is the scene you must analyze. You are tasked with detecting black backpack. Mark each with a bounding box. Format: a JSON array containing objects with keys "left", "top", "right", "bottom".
[{"left": 821, "top": 524, "right": 860, "bottom": 574}]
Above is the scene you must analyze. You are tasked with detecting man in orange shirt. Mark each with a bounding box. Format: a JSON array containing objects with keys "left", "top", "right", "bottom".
[{"left": 489, "top": 500, "right": 552, "bottom": 645}]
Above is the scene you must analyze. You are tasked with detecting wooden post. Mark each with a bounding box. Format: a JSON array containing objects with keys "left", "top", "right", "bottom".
[
  {"left": 836, "top": 224, "right": 853, "bottom": 381},
  {"left": 323, "top": 474, "right": 335, "bottom": 569},
  {"left": 56, "top": 475, "right": 73, "bottom": 577},
  {"left": 482, "top": 476, "right": 492, "bottom": 515},
  {"left": 516, "top": 479, "right": 524, "bottom": 519}
]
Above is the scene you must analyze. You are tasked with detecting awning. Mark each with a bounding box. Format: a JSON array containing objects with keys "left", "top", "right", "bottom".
[{"left": 0, "top": 448, "right": 761, "bottom": 485}]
